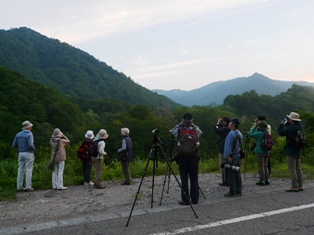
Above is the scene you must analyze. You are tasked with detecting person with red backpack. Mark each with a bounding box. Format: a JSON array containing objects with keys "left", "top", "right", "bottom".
[
  {"left": 170, "top": 113, "right": 202, "bottom": 205},
  {"left": 77, "top": 130, "right": 95, "bottom": 187}
]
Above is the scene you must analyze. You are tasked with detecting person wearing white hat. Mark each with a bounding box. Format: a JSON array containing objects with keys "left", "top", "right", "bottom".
[
  {"left": 12, "top": 121, "right": 36, "bottom": 192},
  {"left": 50, "top": 128, "right": 70, "bottom": 190},
  {"left": 278, "top": 112, "right": 303, "bottom": 192},
  {"left": 92, "top": 129, "right": 109, "bottom": 189},
  {"left": 117, "top": 128, "right": 133, "bottom": 185}
]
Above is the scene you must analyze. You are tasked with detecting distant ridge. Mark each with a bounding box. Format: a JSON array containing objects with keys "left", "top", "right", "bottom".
[{"left": 152, "top": 73, "right": 314, "bottom": 106}]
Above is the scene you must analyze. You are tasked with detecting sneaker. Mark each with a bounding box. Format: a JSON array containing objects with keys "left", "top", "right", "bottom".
[
  {"left": 299, "top": 188, "right": 304, "bottom": 191},
  {"left": 57, "top": 187, "right": 67, "bottom": 190},
  {"left": 121, "top": 182, "right": 131, "bottom": 185},
  {"left": 286, "top": 187, "right": 299, "bottom": 192},
  {"left": 236, "top": 191, "right": 242, "bottom": 196},
  {"left": 265, "top": 181, "right": 270, "bottom": 185},
  {"left": 23, "top": 188, "right": 34, "bottom": 192},
  {"left": 256, "top": 181, "right": 265, "bottom": 186},
  {"left": 94, "top": 185, "right": 106, "bottom": 189},
  {"left": 219, "top": 182, "right": 229, "bottom": 187},
  {"left": 224, "top": 192, "right": 237, "bottom": 197}
]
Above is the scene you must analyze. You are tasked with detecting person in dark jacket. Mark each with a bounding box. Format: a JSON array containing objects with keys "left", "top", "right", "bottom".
[
  {"left": 170, "top": 113, "right": 202, "bottom": 205},
  {"left": 214, "top": 116, "right": 231, "bottom": 186},
  {"left": 278, "top": 112, "right": 303, "bottom": 192},
  {"left": 81, "top": 130, "right": 95, "bottom": 187},
  {"left": 117, "top": 128, "right": 133, "bottom": 185}
]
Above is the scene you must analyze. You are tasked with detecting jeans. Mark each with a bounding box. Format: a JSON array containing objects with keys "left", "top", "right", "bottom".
[
  {"left": 287, "top": 155, "right": 303, "bottom": 188},
  {"left": 17, "top": 152, "right": 35, "bottom": 190},
  {"left": 82, "top": 160, "right": 92, "bottom": 183},
  {"left": 52, "top": 161, "right": 65, "bottom": 189},
  {"left": 178, "top": 156, "right": 199, "bottom": 204}
]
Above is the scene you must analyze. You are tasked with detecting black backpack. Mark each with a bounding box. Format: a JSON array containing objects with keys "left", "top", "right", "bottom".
[
  {"left": 295, "top": 129, "right": 306, "bottom": 150},
  {"left": 88, "top": 140, "right": 101, "bottom": 157}
]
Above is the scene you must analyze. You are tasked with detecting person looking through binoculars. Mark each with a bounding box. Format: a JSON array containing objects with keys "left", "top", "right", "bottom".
[
  {"left": 249, "top": 120, "right": 270, "bottom": 186},
  {"left": 213, "top": 117, "right": 231, "bottom": 187},
  {"left": 223, "top": 118, "right": 243, "bottom": 197},
  {"left": 170, "top": 113, "right": 202, "bottom": 205}
]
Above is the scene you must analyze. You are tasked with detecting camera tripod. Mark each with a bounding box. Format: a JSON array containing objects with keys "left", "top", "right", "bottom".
[
  {"left": 126, "top": 131, "right": 198, "bottom": 227},
  {"left": 159, "top": 134, "right": 205, "bottom": 206}
]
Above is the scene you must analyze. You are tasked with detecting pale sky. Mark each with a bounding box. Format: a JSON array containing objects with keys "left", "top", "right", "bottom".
[{"left": 1, "top": 0, "right": 313, "bottom": 90}]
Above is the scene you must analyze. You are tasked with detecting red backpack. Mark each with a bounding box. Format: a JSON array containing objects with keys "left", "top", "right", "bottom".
[
  {"left": 260, "top": 131, "right": 274, "bottom": 151},
  {"left": 178, "top": 127, "right": 198, "bottom": 155},
  {"left": 77, "top": 143, "right": 89, "bottom": 160}
]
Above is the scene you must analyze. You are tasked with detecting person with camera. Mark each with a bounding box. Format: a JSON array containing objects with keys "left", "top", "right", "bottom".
[
  {"left": 170, "top": 113, "right": 202, "bottom": 205},
  {"left": 278, "top": 112, "right": 303, "bottom": 192},
  {"left": 223, "top": 118, "right": 243, "bottom": 197},
  {"left": 49, "top": 128, "right": 70, "bottom": 190},
  {"left": 214, "top": 116, "right": 231, "bottom": 186},
  {"left": 249, "top": 120, "right": 270, "bottom": 186}
]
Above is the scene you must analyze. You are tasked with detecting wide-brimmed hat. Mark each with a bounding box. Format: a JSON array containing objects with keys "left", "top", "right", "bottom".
[
  {"left": 22, "top": 120, "right": 33, "bottom": 130},
  {"left": 85, "top": 130, "right": 94, "bottom": 139},
  {"left": 121, "top": 128, "right": 130, "bottom": 136},
  {"left": 52, "top": 128, "right": 63, "bottom": 137},
  {"left": 257, "top": 121, "right": 268, "bottom": 131},
  {"left": 286, "top": 112, "right": 301, "bottom": 122},
  {"left": 98, "top": 129, "right": 109, "bottom": 139}
]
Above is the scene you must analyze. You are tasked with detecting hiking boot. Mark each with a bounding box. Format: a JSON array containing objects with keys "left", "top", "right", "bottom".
[
  {"left": 23, "top": 188, "right": 34, "bottom": 192},
  {"left": 224, "top": 192, "right": 237, "bottom": 197},
  {"left": 256, "top": 181, "right": 265, "bottom": 186},
  {"left": 286, "top": 187, "right": 299, "bottom": 192},
  {"left": 57, "top": 187, "right": 67, "bottom": 190},
  {"left": 265, "top": 181, "right": 270, "bottom": 185},
  {"left": 94, "top": 185, "right": 106, "bottom": 189},
  {"left": 219, "top": 182, "right": 229, "bottom": 187},
  {"left": 236, "top": 191, "right": 242, "bottom": 196},
  {"left": 299, "top": 188, "right": 304, "bottom": 191},
  {"left": 178, "top": 200, "right": 189, "bottom": 205}
]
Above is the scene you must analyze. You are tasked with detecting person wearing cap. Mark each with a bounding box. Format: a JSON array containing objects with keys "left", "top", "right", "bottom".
[
  {"left": 249, "top": 120, "right": 270, "bottom": 186},
  {"left": 223, "top": 118, "right": 243, "bottom": 197},
  {"left": 278, "top": 112, "right": 303, "bottom": 192},
  {"left": 50, "top": 128, "right": 70, "bottom": 190},
  {"left": 80, "top": 130, "right": 95, "bottom": 187},
  {"left": 12, "top": 120, "right": 36, "bottom": 192},
  {"left": 170, "top": 112, "right": 202, "bottom": 205},
  {"left": 117, "top": 128, "right": 133, "bottom": 185},
  {"left": 213, "top": 116, "right": 231, "bottom": 187},
  {"left": 93, "top": 129, "right": 109, "bottom": 189}
]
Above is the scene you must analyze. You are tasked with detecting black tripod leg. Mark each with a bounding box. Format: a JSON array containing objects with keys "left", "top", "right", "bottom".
[
  {"left": 199, "top": 185, "right": 206, "bottom": 199},
  {"left": 158, "top": 146, "right": 198, "bottom": 218},
  {"left": 159, "top": 164, "right": 169, "bottom": 206},
  {"left": 126, "top": 152, "right": 152, "bottom": 227}
]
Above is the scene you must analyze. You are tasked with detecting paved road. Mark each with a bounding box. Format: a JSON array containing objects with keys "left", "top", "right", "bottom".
[{"left": 2, "top": 181, "right": 314, "bottom": 235}]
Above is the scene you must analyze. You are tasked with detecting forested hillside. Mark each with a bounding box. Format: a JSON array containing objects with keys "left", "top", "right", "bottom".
[{"left": 0, "top": 27, "right": 177, "bottom": 109}]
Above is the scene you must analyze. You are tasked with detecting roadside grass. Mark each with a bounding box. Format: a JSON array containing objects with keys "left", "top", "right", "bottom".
[{"left": 1, "top": 154, "right": 313, "bottom": 201}]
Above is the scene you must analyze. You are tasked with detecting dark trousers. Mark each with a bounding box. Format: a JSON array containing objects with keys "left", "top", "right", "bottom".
[
  {"left": 226, "top": 163, "right": 242, "bottom": 195},
  {"left": 82, "top": 160, "right": 92, "bottom": 183},
  {"left": 178, "top": 156, "right": 199, "bottom": 204}
]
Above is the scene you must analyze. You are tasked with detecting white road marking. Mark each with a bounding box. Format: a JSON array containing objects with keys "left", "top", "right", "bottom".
[{"left": 150, "top": 203, "right": 314, "bottom": 235}]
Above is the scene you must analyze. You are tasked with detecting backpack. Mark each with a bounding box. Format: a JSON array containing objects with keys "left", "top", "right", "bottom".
[
  {"left": 178, "top": 127, "right": 198, "bottom": 155},
  {"left": 260, "top": 131, "right": 274, "bottom": 151},
  {"left": 295, "top": 129, "right": 306, "bottom": 150},
  {"left": 77, "top": 143, "right": 89, "bottom": 160},
  {"left": 88, "top": 140, "right": 101, "bottom": 157}
]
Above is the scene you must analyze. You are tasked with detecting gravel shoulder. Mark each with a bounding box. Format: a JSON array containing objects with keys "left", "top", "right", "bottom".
[{"left": 0, "top": 173, "right": 308, "bottom": 230}]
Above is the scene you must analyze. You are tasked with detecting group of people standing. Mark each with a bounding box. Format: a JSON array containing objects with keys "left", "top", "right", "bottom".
[
  {"left": 12, "top": 122, "right": 133, "bottom": 191},
  {"left": 12, "top": 110, "right": 305, "bottom": 202},
  {"left": 214, "top": 111, "right": 304, "bottom": 197}
]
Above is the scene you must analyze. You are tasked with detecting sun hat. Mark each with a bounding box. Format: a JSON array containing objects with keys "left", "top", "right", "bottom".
[
  {"left": 257, "top": 121, "right": 268, "bottom": 131},
  {"left": 52, "top": 128, "right": 63, "bottom": 137},
  {"left": 121, "top": 128, "right": 130, "bottom": 136},
  {"left": 98, "top": 129, "right": 109, "bottom": 139},
  {"left": 22, "top": 120, "right": 33, "bottom": 130},
  {"left": 85, "top": 130, "right": 94, "bottom": 139},
  {"left": 286, "top": 112, "right": 301, "bottom": 122}
]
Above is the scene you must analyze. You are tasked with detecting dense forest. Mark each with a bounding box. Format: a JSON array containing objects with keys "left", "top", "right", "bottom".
[{"left": 0, "top": 27, "right": 177, "bottom": 109}]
